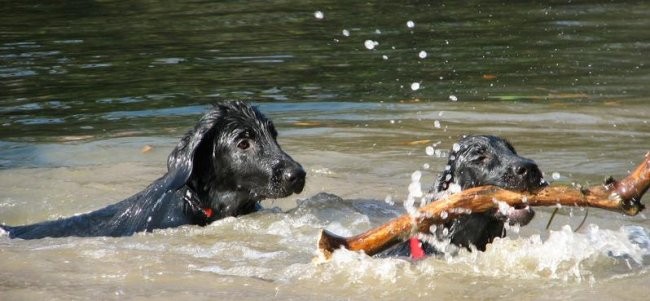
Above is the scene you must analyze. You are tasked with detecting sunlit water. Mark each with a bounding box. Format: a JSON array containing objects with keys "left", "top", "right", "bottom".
[
  {"left": 1, "top": 102, "right": 649, "bottom": 300},
  {"left": 1, "top": 1, "right": 650, "bottom": 300}
]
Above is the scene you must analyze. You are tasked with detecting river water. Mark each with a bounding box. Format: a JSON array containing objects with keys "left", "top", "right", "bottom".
[{"left": 1, "top": 1, "right": 649, "bottom": 300}]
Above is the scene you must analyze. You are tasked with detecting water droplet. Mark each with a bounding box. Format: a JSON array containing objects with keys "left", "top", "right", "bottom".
[
  {"left": 552, "top": 172, "right": 561, "bottom": 180},
  {"left": 342, "top": 29, "right": 350, "bottom": 37},
  {"left": 425, "top": 146, "right": 434, "bottom": 156},
  {"left": 449, "top": 95, "right": 458, "bottom": 102},
  {"left": 384, "top": 195, "right": 394, "bottom": 205},
  {"left": 411, "top": 170, "right": 422, "bottom": 182},
  {"left": 418, "top": 50, "right": 427, "bottom": 59},
  {"left": 406, "top": 20, "right": 415, "bottom": 28},
  {"left": 314, "top": 11, "right": 324, "bottom": 19},
  {"left": 364, "top": 40, "right": 377, "bottom": 50},
  {"left": 410, "top": 82, "right": 420, "bottom": 91}
]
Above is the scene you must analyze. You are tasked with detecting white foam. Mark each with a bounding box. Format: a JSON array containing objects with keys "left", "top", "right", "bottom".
[
  {"left": 328, "top": 249, "right": 414, "bottom": 283},
  {"left": 197, "top": 264, "right": 273, "bottom": 278}
]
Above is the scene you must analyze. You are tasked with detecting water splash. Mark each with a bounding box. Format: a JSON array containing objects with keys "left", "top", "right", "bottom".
[
  {"left": 445, "top": 224, "right": 649, "bottom": 282},
  {"left": 404, "top": 170, "right": 423, "bottom": 216}
]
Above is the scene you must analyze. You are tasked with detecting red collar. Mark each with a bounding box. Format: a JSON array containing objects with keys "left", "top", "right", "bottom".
[
  {"left": 202, "top": 207, "right": 213, "bottom": 218},
  {"left": 409, "top": 237, "right": 426, "bottom": 260},
  {"left": 183, "top": 188, "right": 214, "bottom": 224}
]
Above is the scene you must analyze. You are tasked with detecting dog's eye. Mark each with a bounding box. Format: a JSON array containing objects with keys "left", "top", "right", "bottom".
[{"left": 237, "top": 140, "right": 251, "bottom": 150}]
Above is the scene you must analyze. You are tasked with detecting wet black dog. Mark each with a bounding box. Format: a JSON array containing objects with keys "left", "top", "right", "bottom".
[
  {"left": 381, "top": 135, "right": 545, "bottom": 258},
  {"left": 1, "top": 101, "right": 306, "bottom": 239}
]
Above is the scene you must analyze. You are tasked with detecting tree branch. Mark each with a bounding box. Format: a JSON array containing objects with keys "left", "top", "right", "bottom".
[{"left": 317, "top": 153, "right": 649, "bottom": 260}]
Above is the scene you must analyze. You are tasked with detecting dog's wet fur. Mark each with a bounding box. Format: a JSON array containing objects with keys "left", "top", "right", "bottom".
[{"left": 1, "top": 101, "right": 306, "bottom": 239}]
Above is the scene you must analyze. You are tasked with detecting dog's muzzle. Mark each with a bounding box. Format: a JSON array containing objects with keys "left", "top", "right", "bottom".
[{"left": 282, "top": 164, "right": 306, "bottom": 194}]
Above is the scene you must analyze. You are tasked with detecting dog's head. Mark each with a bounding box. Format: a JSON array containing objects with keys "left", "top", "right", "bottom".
[
  {"left": 434, "top": 135, "right": 545, "bottom": 235},
  {"left": 166, "top": 101, "right": 305, "bottom": 203},
  {"left": 436, "top": 135, "right": 546, "bottom": 194}
]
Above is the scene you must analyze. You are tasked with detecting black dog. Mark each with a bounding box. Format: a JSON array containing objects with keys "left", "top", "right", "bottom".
[
  {"left": 381, "top": 135, "right": 545, "bottom": 258},
  {"left": 1, "top": 101, "right": 306, "bottom": 239}
]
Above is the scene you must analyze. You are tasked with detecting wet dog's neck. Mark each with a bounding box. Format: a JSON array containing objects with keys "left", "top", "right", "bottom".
[{"left": 186, "top": 172, "right": 261, "bottom": 221}]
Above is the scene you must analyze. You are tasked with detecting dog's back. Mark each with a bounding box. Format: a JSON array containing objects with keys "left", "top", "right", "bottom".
[{"left": 2, "top": 179, "right": 191, "bottom": 239}]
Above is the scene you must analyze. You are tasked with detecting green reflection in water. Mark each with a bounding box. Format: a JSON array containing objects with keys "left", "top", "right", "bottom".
[{"left": 0, "top": 1, "right": 648, "bottom": 140}]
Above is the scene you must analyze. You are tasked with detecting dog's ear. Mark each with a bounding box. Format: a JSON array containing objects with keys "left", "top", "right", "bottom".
[{"left": 163, "top": 107, "right": 223, "bottom": 190}]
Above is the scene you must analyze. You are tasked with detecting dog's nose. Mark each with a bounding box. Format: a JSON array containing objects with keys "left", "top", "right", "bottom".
[
  {"left": 512, "top": 161, "right": 534, "bottom": 177},
  {"left": 283, "top": 165, "right": 306, "bottom": 193},
  {"left": 512, "top": 160, "right": 545, "bottom": 190}
]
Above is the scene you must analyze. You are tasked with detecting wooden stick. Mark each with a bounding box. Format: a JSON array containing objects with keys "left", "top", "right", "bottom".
[{"left": 317, "top": 153, "right": 650, "bottom": 260}]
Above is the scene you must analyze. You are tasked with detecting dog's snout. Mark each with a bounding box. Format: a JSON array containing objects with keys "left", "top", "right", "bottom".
[
  {"left": 512, "top": 160, "right": 544, "bottom": 190},
  {"left": 283, "top": 164, "right": 306, "bottom": 193},
  {"left": 513, "top": 163, "right": 530, "bottom": 176},
  {"left": 512, "top": 160, "right": 539, "bottom": 177}
]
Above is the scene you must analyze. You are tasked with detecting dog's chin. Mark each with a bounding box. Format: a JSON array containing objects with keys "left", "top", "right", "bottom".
[
  {"left": 506, "top": 207, "right": 535, "bottom": 226},
  {"left": 252, "top": 186, "right": 303, "bottom": 200},
  {"left": 493, "top": 206, "right": 535, "bottom": 226},
  {"left": 269, "top": 178, "right": 306, "bottom": 198}
]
